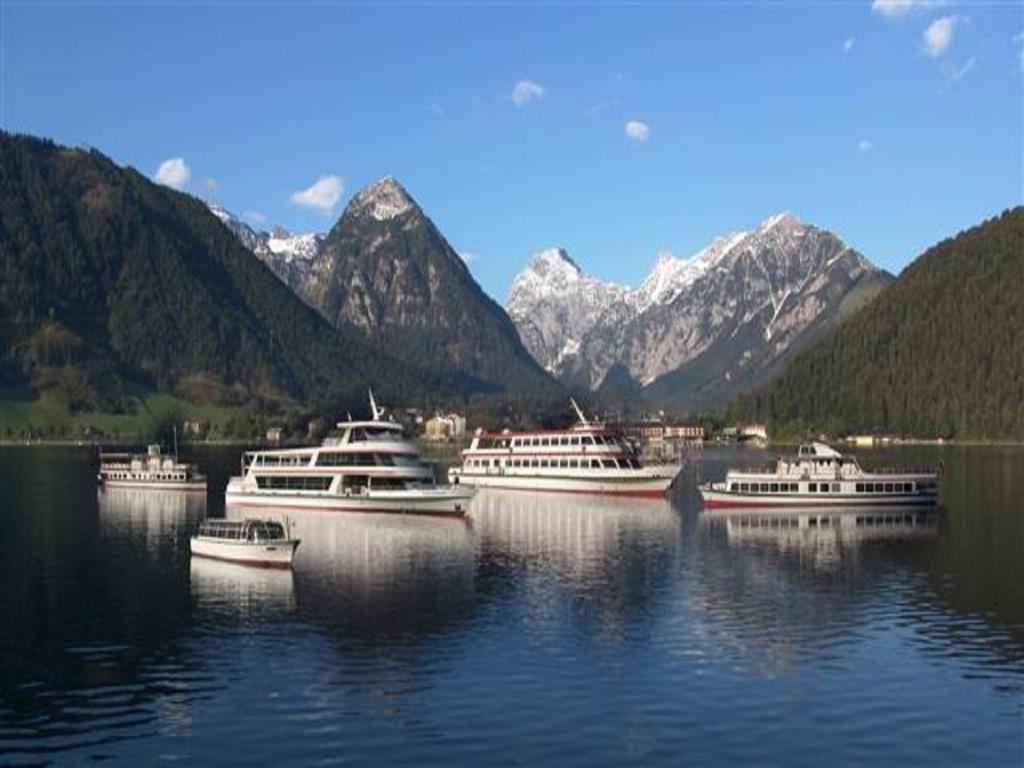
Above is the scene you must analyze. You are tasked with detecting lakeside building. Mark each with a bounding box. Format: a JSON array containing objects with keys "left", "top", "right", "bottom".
[
  {"left": 619, "top": 420, "right": 705, "bottom": 462},
  {"left": 423, "top": 413, "right": 467, "bottom": 442}
]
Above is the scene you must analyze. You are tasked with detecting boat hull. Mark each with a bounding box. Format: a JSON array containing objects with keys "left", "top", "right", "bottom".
[
  {"left": 189, "top": 537, "right": 299, "bottom": 569},
  {"left": 700, "top": 488, "right": 938, "bottom": 509},
  {"left": 100, "top": 478, "right": 207, "bottom": 491},
  {"left": 450, "top": 472, "right": 675, "bottom": 499},
  {"left": 224, "top": 486, "right": 475, "bottom": 519}
]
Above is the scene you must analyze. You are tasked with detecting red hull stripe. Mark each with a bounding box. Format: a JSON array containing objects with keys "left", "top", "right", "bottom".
[
  {"left": 702, "top": 497, "right": 935, "bottom": 509},
  {"left": 474, "top": 484, "right": 666, "bottom": 499},
  {"left": 227, "top": 500, "right": 468, "bottom": 519},
  {"left": 191, "top": 553, "right": 292, "bottom": 569}
]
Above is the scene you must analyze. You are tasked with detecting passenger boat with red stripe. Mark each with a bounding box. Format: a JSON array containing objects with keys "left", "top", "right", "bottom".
[
  {"left": 699, "top": 442, "right": 939, "bottom": 509},
  {"left": 446, "top": 400, "right": 682, "bottom": 499},
  {"left": 225, "top": 392, "right": 475, "bottom": 518}
]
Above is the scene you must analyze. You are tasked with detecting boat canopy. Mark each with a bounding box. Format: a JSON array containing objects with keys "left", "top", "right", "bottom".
[
  {"left": 198, "top": 519, "right": 287, "bottom": 541},
  {"left": 797, "top": 442, "right": 843, "bottom": 459}
]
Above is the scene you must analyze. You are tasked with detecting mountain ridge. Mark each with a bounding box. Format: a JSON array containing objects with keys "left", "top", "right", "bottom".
[
  {"left": 730, "top": 207, "right": 1024, "bottom": 439},
  {"left": 507, "top": 212, "right": 891, "bottom": 410}
]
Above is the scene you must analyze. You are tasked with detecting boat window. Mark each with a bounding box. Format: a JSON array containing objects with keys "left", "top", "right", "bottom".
[
  {"left": 570, "top": 437, "right": 580, "bottom": 446},
  {"left": 601, "top": 459, "right": 615, "bottom": 469},
  {"left": 583, "top": 436, "right": 594, "bottom": 445},
  {"left": 770, "top": 483, "right": 779, "bottom": 493},
  {"left": 591, "top": 459, "right": 601, "bottom": 468},
  {"left": 760, "top": 483, "right": 769, "bottom": 492},
  {"left": 885, "top": 483, "right": 894, "bottom": 493},
  {"left": 256, "top": 476, "right": 332, "bottom": 491},
  {"left": 343, "top": 475, "right": 369, "bottom": 490},
  {"left": 832, "top": 483, "right": 841, "bottom": 493},
  {"left": 730, "top": 483, "right": 739, "bottom": 492}
]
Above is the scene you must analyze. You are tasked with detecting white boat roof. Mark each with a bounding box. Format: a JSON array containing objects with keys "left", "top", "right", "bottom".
[
  {"left": 334, "top": 419, "right": 403, "bottom": 431},
  {"left": 797, "top": 442, "right": 844, "bottom": 458}
]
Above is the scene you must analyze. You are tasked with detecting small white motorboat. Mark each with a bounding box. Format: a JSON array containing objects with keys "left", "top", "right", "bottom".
[{"left": 190, "top": 519, "right": 300, "bottom": 569}]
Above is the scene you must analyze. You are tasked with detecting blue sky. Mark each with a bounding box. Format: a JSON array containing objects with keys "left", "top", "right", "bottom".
[{"left": 2, "top": 1, "right": 1022, "bottom": 300}]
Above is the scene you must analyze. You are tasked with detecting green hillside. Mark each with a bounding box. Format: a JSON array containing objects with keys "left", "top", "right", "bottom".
[
  {"left": 730, "top": 208, "right": 1024, "bottom": 440},
  {"left": 0, "top": 132, "right": 441, "bottom": 426}
]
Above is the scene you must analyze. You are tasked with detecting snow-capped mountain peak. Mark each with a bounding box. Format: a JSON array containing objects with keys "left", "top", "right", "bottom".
[
  {"left": 350, "top": 176, "right": 416, "bottom": 221},
  {"left": 205, "top": 200, "right": 323, "bottom": 289},
  {"left": 506, "top": 212, "right": 889, "bottom": 404}
]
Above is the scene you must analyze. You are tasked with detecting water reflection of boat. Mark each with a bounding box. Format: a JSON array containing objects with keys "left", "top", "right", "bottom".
[
  {"left": 189, "top": 556, "right": 296, "bottom": 615},
  {"left": 97, "top": 486, "right": 207, "bottom": 551},
  {"left": 702, "top": 506, "right": 940, "bottom": 560},
  {"left": 470, "top": 488, "right": 680, "bottom": 584},
  {"left": 225, "top": 505, "right": 476, "bottom": 635}
]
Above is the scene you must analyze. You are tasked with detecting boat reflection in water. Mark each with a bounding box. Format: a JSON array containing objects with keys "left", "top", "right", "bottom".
[
  {"left": 694, "top": 505, "right": 943, "bottom": 675},
  {"left": 97, "top": 486, "right": 207, "bottom": 553},
  {"left": 226, "top": 505, "right": 477, "bottom": 638},
  {"left": 469, "top": 489, "right": 681, "bottom": 633},
  {"left": 702, "top": 505, "right": 940, "bottom": 568},
  {"left": 189, "top": 556, "right": 296, "bottom": 618}
]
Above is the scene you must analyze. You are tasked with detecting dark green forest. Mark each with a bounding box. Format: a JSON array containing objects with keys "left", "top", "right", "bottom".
[
  {"left": 730, "top": 208, "right": 1024, "bottom": 439},
  {"left": 0, "top": 132, "right": 451, "bottom": 420}
]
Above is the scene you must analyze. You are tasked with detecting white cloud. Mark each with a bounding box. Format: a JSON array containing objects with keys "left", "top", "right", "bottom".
[
  {"left": 625, "top": 120, "right": 651, "bottom": 142},
  {"left": 1014, "top": 31, "right": 1024, "bottom": 71},
  {"left": 290, "top": 175, "right": 343, "bottom": 212},
  {"left": 923, "top": 16, "right": 961, "bottom": 58},
  {"left": 153, "top": 157, "right": 191, "bottom": 190},
  {"left": 942, "top": 55, "right": 978, "bottom": 88},
  {"left": 857, "top": 139, "right": 874, "bottom": 152},
  {"left": 511, "top": 79, "right": 545, "bottom": 106},
  {"left": 244, "top": 210, "right": 267, "bottom": 224},
  {"left": 202, "top": 177, "right": 219, "bottom": 191},
  {"left": 843, "top": 36, "right": 856, "bottom": 53},
  {"left": 871, "top": 0, "right": 946, "bottom": 19}
]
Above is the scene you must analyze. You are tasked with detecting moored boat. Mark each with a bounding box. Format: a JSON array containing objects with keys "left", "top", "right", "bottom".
[
  {"left": 98, "top": 444, "right": 207, "bottom": 491},
  {"left": 190, "top": 519, "right": 300, "bottom": 569},
  {"left": 447, "top": 399, "right": 681, "bottom": 498},
  {"left": 699, "top": 442, "right": 939, "bottom": 509},
  {"left": 224, "top": 391, "right": 475, "bottom": 518}
]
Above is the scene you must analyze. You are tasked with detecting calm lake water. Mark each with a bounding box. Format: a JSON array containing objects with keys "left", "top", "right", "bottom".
[{"left": 0, "top": 444, "right": 1021, "bottom": 766}]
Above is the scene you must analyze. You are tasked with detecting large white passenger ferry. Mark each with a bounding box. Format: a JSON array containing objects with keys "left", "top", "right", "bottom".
[
  {"left": 447, "top": 400, "right": 681, "bottom": 498},
  {"left": 225, "top": 393, "right": 474, "bottom": 519},
  {"left": 97, "top": 444, "right": 207, "bottom": 491},
  {"left": 699, "top": 442, "right": 939, "bottom": 509}
]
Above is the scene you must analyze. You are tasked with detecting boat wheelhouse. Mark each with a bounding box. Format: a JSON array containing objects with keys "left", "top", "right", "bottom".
[
  {"left": 224, "top": 392, "right": 474, "bottom": 518},
  {"left": 699, "top": 442, "right": 939, "bottom": 509},
  {"left": 447, "top": 400, "right": 681, "bottom": 499},
  {"left": 97, "top": 444, "right": 207, "bottom": 491},
  {"left": 190, "top": 519, "right": 300, "bottom": 569}
]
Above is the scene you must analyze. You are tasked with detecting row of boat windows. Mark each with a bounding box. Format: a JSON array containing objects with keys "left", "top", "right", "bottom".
[
  {"left": 255, "top": 453, "right": 419, "bottom": 467},
  {"left": 730, "top": 481, "right": 917, "bottom": 493},
  {"left": 349, "top": 428, "right": 403, "bottom": 443},
  {"left": 254, "top": 475, "right": 432, "bottom": 491},
  {"left": 316, "top": 453, "right": 419, "bottom": 467},
  {"left": 469, "top": 457, "right": 641, "bottom": 470},
  {"left": 256, "top": 476, "right": 333, "bottom": 491},
  {"left": 198, "top": 521, "right": 286, "bottom": 540},
  {"left": 105, "top": 472, "right": 188, "bottom": 481},
  {"left": 480, "top": 434, "right": 620, "bottom": 449}
]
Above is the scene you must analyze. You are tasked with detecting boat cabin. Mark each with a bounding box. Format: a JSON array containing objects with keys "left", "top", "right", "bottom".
[{"left": 197, "top": 519, "right": 288, "bottom": 543}]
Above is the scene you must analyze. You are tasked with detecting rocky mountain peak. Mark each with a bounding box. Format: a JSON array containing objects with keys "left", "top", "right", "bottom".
[
  {"left": 526, "top": 247, "right": 582, "bottom": 279},
  {"left": 506, "top": 212, "right": 890, "bottom": 406},
  {"left": 759, "top": 210, "right": 802, "bottom": 232},
  {"left": 348, "top": 176, "right": 417, "bottom": 221}
]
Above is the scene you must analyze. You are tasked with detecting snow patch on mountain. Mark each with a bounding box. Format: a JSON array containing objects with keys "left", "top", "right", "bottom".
[{"left": 506, "top": 211, "right": 889, "bottom": 402}]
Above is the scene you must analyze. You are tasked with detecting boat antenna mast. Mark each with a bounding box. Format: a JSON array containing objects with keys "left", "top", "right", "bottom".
[
  {"left": 368, "top": 388, "right": 385, "bottom": 421},
  {"left": 570, "top": 397, "right": 590, "bottom": 428}
]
